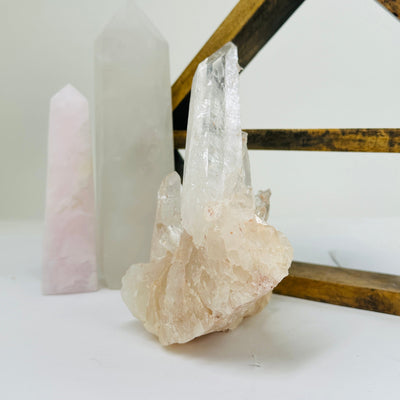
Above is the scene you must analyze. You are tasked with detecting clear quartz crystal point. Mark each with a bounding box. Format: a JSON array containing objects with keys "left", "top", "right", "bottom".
[
  {"left": 95, "top": 1, "right": 174, "bottom": 289},
  {"left": 43, "top": 85, "right": 97, "bottom": 294},
  {"left": 121, "top": 43, "right": 293, "bottom": 345},
  {"left": 150, "top": 172, "right": 183, "bottom": 261},
  {"left": 255, "top": 189, "right": 272, "bottom": 223},
  {"left": 182, "top": 42, "right": 243, "bottom": 246}
]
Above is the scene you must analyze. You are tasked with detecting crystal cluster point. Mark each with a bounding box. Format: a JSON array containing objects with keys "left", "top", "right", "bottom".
[{"left": 121, "top": 43, "right": 293, "bottom": 345}]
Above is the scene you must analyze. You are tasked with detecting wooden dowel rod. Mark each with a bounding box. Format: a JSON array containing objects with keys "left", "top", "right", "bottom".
[
  {"left": 376, "top": 0, "right": 400, "bottom": 19},
  {"left": 174, "top": 128, "right": 400, "bottom": 152},
  {"left": 274, "top": 261, "right": 400, "bottom": 316}
]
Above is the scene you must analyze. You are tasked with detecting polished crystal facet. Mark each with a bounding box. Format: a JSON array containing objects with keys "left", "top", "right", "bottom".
[
  {"left": 95, "top": 2, "right": 174, "bottom": 289},
  {"left": 121, "top": 43, "right": 293, "bottom": 345},
  {"left": 43, "top": 85, "right": 97, "bottom": 294}
]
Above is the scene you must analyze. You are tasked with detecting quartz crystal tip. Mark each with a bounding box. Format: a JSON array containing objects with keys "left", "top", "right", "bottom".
[{"left": 182, "top": 42, "right": 243, "bottom": 246}]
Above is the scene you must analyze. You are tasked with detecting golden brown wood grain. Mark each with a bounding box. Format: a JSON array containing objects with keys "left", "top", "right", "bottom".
[
  {"left": 172, "top": 0, "right": 305, "bottom": 129},
  {"left": 172, "top": 0, "right": 264, "bottom": 111},
  {"left": 274, "top": 262, "right": 400, "bottom": 315},
  {"left": 174, "top": 128, "right": 400, "bottom": 152},
  {"left": 377, "top": 0, "right": 400, "bottom": 18}
]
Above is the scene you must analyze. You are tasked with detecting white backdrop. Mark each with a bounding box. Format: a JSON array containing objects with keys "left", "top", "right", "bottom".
[{"left": 0, "top": 0, "right": 399, "bottom": 220}]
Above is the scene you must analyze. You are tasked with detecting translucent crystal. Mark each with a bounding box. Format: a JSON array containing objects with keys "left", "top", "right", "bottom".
[
  {"left": 121, "top": 43, "right": 293, "bottom": 345},
  {"left": 255, "top": 189, "right": 272, "bottom": 223},
  {"left": 150, "top": 172, "right": 182, "bottom": 261},
  {"left": 95, "top": 2, "right": 174, "bottom": 289},
  {"left": 182, "top": 43, "right": 243, "bottom": 246}
]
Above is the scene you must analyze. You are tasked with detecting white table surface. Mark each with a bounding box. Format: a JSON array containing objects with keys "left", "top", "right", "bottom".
[{"left": 1, "top": 220, "right": 399, "bottom": 400}]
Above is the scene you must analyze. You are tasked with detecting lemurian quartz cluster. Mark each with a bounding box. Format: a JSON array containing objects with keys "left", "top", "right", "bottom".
[{"left": 121, "top": 43, "right": 293, "bottom": 345}]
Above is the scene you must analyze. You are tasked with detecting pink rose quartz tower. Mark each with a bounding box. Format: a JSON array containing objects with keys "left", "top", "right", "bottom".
[
  {"left": 121, "top": 43, "right": 293, "bottom": 345},
  {"left": 43, "top": 84, "right": 97, "bottom": 294}
]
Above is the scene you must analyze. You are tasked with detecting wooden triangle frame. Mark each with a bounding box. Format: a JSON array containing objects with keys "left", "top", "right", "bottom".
[{"left": 171, "top": 0, "right": 400, "bottom": 316}]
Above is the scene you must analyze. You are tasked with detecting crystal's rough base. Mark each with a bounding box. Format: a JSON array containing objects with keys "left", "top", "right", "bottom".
[
  {"left": 95, "top": 2, "right": 174, "bottom": 289},
  {"left": 122, "top": 173, "right": 292, "bottom": 345},
  {"left": 43, "top": 85, "right": 97, "bottom": 295},
  {"left": 121, "top": 43, "right": 292, "bottom": 345}
]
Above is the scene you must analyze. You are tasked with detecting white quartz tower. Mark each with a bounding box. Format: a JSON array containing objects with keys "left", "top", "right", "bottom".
[{"left": 95, "top": 2, "right": 174, "bottom": 288}]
